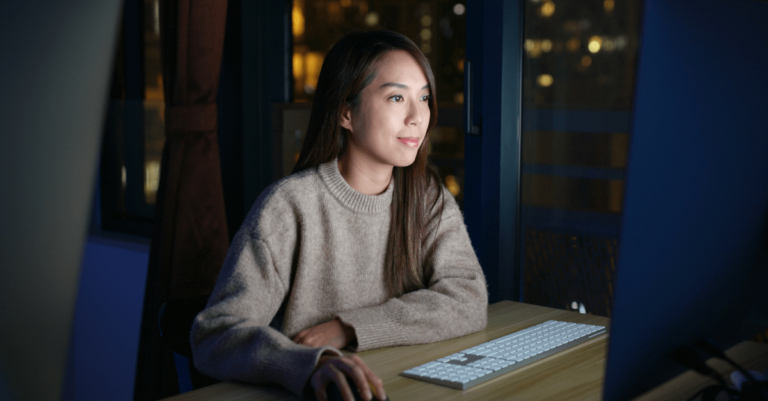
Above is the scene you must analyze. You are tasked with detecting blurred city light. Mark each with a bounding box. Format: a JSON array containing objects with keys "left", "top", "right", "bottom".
[
  {"left": 588, "top": 35, "right": 603, "bottom": 53},
  {"left": 537, "top": 74, "right": 554, "bottom": 87},
  {"left": 541, "top": 39, "right": 553, "bottom": 52},
  {"left": 541, "top": 1, "right": 555, "bottom": 17},
  {"left": 445, "top": 175, "right": 461, "bottom": 196},
  {"left": 292, "top": 0, "right": 305, "bottom": 38},
  {"left": 292, "top": 53, "right": 303, "bottom": 80},
  {"left": 567, "top": 37, "right": 580, "bottom": 52},
  {"left": 305, "top": 51, "right": 323, "bottom": 91},
  {"left": 365, "top": 12, "right": 379, "bottom": 27},
  {"left": 144, "top": 161, "right": 161, "bottom": 203}
]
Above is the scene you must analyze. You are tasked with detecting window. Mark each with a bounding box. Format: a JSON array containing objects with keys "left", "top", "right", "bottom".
[
  {"left": 99, "top": 0, "right": 165, "bottom": 236},
  {"left": 519, "top": 0, "right": 644, "bottom": 316}
]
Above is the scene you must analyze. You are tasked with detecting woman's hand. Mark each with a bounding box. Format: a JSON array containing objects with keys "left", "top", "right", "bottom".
[
  {"left": 293, "top": 318, "right": 356, "bottom": 349},
  {"left": 310, "top": 354, "right": 387, "bottom": 401}
]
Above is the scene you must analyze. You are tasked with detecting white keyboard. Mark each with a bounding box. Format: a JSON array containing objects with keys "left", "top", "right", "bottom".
[{"left": 400, "top": 320, "right": 607, "bottom": 390}]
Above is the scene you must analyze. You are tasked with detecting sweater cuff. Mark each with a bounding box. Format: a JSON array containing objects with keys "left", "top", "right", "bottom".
[
  {"left": 335, "top": 302, "right": 410, "bottom": 351},
  {"left": 261, "top": 343, "right": 343, "bottom": 396}
]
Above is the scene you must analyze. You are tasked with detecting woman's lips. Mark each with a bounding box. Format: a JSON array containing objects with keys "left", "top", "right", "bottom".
[{"left": 397, "top": 138, "right": 419, "bottom": 147}]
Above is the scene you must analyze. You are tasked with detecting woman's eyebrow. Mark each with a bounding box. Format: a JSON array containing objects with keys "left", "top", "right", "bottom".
[{"left": 379, "top": 82, "right": 430, "bottom": 90}]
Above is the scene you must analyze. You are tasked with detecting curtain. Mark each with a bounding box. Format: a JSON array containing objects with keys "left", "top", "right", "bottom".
[{"left": 133, "top": 0, "right": 229, "bottom": 399}]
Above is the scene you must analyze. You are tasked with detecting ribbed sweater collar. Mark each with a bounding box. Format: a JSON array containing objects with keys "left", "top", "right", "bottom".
[{"left": 318, "top": 159, "right": 393, "bottom": 213}]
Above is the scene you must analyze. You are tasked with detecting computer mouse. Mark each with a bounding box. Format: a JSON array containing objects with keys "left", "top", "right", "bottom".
[{"left": 325, "top": 380, "right": 390, "bottom": 401}]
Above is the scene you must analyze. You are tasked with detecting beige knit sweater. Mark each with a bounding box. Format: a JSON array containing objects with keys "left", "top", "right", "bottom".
[{"left": 190, "top": 159, "right": 488, "bottom": 396}]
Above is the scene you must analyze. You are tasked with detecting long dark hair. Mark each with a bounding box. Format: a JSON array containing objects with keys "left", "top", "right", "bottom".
[{"left": 293, "top": 30, "right": 444, "bottom": 297}]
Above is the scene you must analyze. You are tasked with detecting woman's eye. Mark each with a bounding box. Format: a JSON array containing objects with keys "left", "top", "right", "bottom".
[
  {"left": 390, "top": 95, "right": 404, "bottom": 102},
  {"left": 421, "top": 95, "right": 431, "bottom": 102}
]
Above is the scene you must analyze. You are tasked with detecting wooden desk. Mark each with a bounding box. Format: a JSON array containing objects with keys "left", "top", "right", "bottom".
[{"left": 163, "top": 301, "right": 768, "bottom": 400}]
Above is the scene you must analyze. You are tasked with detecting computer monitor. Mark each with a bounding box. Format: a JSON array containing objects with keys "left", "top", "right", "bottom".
[
  {"left": 0, "top": 2, "right": 121, "bottom": 400},
  {"left": 602, "top": 0, "right": 768, "bottom": 399}
]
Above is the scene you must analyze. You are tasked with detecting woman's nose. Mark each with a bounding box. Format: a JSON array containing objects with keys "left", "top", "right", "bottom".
[{"left": 406, "top": 100, "right": 426, "bottom": 127}]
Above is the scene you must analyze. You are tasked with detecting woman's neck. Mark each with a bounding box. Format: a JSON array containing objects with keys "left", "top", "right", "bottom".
[{"left": 337, "top": 151, "right": 393, "bottom": 195}]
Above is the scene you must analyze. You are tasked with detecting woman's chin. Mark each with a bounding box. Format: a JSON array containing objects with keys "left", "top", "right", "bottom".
[{"left": 391, "top": 155, "right": 418, "bottom": 168}]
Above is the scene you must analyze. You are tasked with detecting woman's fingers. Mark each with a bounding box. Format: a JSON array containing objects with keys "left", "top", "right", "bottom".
[
  {"left": 309, "top": 365, "right": 328, "bottom": 401},
  {"left": 311, "top": 355, "right": 386, "bottom": 401},
  {"left": 330, "top": 364, "right": 357, "bottom": 401},
  {"left": 312, "top": 362, "right": 356, "bottom": 401},
  {"left": 350, "top": 355, "right": 386, "bottom": 400},
  {"left": 332, "top": 358, "right": 371, "bottom": 400}
]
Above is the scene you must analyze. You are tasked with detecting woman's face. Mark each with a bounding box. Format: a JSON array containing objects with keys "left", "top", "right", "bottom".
[{"left": 340, "top": 50, "right": 431, "bottom": 169}]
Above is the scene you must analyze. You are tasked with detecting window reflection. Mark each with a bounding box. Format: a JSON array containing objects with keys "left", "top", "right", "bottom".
[{"left": 520, "top": 0, "right": 643, "bottom": 316}]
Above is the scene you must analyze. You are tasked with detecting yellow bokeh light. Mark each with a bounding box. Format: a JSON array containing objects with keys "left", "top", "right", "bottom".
[
  {"left": 420, "top": 28, "right": 432, "bottom": 41},
  {"left": 525, "top": 39, "right": 535, "bottom": 51},
  {"left": 537, "top": 74, "right": 553, "bottom": 87},
  {"left": 421, "top": 15, "right": 432, "bottom": 26},
  {"left": 305, "top": 52, "right": 324, "bottom": 88},
  {"left": 364, "top": 12, "right": 379, "bottom": 27},
  {"left": 566, "top": 37, "right": 580, "bottom": 52},
  {"left": 540, "top": 1, "right": 555, "bottom": 17},
  {"left": 603, "top": 39, "right": 616, "bottom": 51},
  {"left": 340, "top": 0, "right": 351, "bottom": 7},
  {"left": 145, "top": 73, "right": 164, "bottom": 101},
  {"left": 445, "top": 175, "right": 461, "bottom": 196},
  {"left": 292, "top": 0, "right": 304, "bottom": 38},
  {"left": 581, "top": 55, "right": 592, "bottom": 67},
  {"left": 604, "top": 0, "right": 615, "bottom": 12},
  {"left": 525, "top": 39, "right": 542, "bottom": 58},
  {"left": 588, "top": 36, "right": 602, "bottom": 53},
  {"left": 421, "top": 43, "right": 432, "bottom": 54},
  {"left": 541, "top": 39, "right": 553, "bottom": 52},
  {"left": 292, "top": 52, "right": 304, "bottom": 80},
  {"left": 457, "top": 58, "right": 465, "bottom": 73},
  {"left": 144, "top": 160, "right": 161, "bottom": 203}
]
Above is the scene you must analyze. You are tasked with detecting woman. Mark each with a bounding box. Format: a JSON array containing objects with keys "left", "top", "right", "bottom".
[{"left": 191, "top": 30, "right": 488, "bottom": 401}]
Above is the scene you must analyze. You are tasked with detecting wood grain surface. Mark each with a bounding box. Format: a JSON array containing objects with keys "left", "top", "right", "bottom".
[{"left": 161, "top": 301, "right": 768, "bottom": 401}]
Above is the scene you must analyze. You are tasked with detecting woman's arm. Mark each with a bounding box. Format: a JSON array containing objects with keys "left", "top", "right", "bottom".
[
  {"left": 335, "top": 188, "right": 489, "bottom": 351},
  {"left": 190, "top": 232, "right": 343, "bottom": 395}
]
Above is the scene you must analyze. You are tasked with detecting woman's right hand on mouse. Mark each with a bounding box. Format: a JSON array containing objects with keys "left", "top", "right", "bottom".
[{"left": 310, "top": 354, "right": 387, "bottom": 401}]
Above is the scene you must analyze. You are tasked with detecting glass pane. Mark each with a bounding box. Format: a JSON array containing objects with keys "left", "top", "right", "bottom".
[
  {"left": 519, "top": 0, "right": 644, "bottom": 316},
  {"left": 143, "top": 0, "right": 164, "bottom": 205},
  {"left": 99, "top": 0, "right": 165, "bottom": 236},
  {"left": 292, "top": 0, "right": 466, "bottom": 104},
  {"left": 429, "top": 126, "right": 464, "bottom": 204}
]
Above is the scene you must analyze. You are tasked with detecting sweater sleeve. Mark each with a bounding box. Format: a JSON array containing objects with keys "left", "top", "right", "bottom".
[
  {"left": 335, "top": 189, "right": 489, "bottom": 351},
  {"left": 190, "top": 230, "right": 342, "bottom": 395}
]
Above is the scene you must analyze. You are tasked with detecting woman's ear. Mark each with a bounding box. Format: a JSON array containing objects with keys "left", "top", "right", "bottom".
[{"left": 340, "top": 104, "right": 354, "bottom": 132}]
